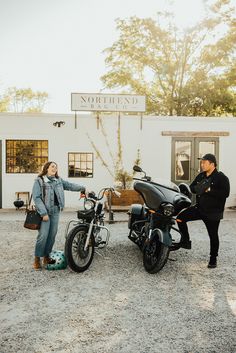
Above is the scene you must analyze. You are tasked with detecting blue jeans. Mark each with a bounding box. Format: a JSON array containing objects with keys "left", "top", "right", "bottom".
[{"left": 35, "top": 206, "right": 60, "bottom": 257}]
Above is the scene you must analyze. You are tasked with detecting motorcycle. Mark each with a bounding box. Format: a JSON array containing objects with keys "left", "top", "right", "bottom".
[
  {"left": 64, "top": 187, "right": 120, "bottom": 272},
  {"left": 128, "top": 165, "right": 192, "bottom": 274}
]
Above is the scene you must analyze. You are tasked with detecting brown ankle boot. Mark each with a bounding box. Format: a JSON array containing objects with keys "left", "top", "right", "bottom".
[
  {"left": 43, "top": 256, "right": 56, "bottom": 266},
  {"left": 33, "top": 256, "right": 42, "bottom": 270}
]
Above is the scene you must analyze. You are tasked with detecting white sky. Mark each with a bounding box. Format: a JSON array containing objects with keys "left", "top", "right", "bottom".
[{"left": 0, "top": 0, "right": 206, "bottom": 113}]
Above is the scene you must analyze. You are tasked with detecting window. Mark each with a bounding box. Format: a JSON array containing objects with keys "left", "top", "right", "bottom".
[
  {"left": 68, "top": 153, "right": 93, "bottom": 178},
  {"left": 6, "top": 140, "right": 48, "bottom": 173},
  {"left": 171, "top": 137, "right": 219, "bottom": 184},
  {"left": 174, "top": 141, "right": 191, "bottom": 182}
]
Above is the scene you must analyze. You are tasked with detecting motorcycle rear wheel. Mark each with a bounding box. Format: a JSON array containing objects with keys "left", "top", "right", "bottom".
[
  {"left": 65, "top": 225, "right": 95, "bottom": 272},
  {"left": 143, "top": 236, "right": 169, "bottom": 274}
]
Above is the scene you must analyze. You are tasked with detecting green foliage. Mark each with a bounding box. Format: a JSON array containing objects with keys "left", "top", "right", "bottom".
[
  {"left": 115, "top": 169, "right": 133, "bottom": 190},
  {"left": 0, "top": 87, "right": 48, "bottom": 113},
  {"left": 101, "top": 0, "right": 236, "bottom": 116},
  {"left": 115, "top": 149, "right": 141, "bottom": 189}
]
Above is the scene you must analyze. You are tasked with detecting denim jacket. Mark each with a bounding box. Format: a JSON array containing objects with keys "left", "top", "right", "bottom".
[{"left": 32, "top": 175, "right": 85, "bottom": 216}]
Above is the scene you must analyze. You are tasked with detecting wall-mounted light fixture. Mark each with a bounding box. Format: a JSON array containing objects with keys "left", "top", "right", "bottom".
[{"left": 53, "top": 121, "right": 65, "bottom": 127}]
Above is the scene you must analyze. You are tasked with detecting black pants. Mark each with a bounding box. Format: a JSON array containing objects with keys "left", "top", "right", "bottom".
[{"left": 177, "top": 206, "right": 220, "bottom": 258}]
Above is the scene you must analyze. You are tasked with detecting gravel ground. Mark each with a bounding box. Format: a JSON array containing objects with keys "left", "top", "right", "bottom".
[{"left": 0, "top": 209, "right": 236, "bottom": 353}]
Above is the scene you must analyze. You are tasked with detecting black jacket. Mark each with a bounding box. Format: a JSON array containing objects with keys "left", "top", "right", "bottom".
[{"left": 190, "top": 169, "right": 230, "bottom": 220}]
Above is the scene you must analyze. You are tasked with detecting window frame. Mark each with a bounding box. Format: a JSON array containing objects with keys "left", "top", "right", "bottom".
[
  {"left": 5, "top": 139, "right": 48, "bottom": 174},
  {"left": 171, "top": 137, "right": 219, "bottom": 184},
  {"left": 68, "top": 152, "right": 94, "bottom": 178}
]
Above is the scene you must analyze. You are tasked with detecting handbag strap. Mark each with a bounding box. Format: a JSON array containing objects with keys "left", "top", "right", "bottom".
[
  {"left": 39, "top": 177, "right": 46, "bottom": 200},
  {"left": 28, "top": 193, "right": 33, "bottom": 208},
  {"left": 29, "top": 178, "right": 45, "bottom": 208}
]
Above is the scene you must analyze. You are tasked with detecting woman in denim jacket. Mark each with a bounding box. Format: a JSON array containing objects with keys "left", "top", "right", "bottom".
[{"left": 32, "top": 161, "right": 85, "bottom": 270}]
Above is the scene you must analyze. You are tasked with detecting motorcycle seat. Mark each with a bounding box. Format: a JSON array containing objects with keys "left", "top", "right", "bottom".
[{"left": 77, "top": 208, "right": 95, "bottom": 220}]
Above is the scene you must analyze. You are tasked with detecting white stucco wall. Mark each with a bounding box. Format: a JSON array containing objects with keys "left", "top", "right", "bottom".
[{"left": 0, "top": 112, "right": 235, "bottom": 208}]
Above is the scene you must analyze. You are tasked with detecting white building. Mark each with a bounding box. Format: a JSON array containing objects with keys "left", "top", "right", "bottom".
[{"left": 0, "top": 112, "right": 235, "bottom": 208}]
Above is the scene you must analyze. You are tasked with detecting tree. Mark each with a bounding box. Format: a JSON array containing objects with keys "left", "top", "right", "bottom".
[
  {"left": 87, "top": 117, "right": 141, "bottom": 189},
  {"left": 183, "top": 0, "right": 236, "bottom": 116},
  {"left": 0, "top": 95, "right": 10, "bottom": 112},
  {"left": 101, "top": 1, "right": 236, "bottom": 116},
  {"left": 0, "top": 87, "right": 48, "bottom": 113}
]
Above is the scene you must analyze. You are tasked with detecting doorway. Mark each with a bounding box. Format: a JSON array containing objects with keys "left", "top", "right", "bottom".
[{"left": 171, "top": 137, "right": 219, "bottom": 185}]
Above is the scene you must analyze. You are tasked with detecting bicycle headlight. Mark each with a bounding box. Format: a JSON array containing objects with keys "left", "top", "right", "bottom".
[{"left": 162, "top": 203, "right": 175, "bottom": 216}]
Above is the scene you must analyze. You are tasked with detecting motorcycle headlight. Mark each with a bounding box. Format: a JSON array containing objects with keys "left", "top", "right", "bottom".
[
  {"left": 84, "top": 199, "right": 96, "bottom": 210},
  {"left": 162, "top": 203, "right": 175, "bottom": 217}
]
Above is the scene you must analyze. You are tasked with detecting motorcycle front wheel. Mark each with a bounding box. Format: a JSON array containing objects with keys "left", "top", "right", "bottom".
[
  {"left": 143, "top": 236, "right": 169, "bottom": 274},
  {"left": 65, "top": 225, "right": 95, "bottom": 272}
]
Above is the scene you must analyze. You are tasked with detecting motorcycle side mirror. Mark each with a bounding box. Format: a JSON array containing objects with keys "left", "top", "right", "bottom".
[
  {"left": 133, "top": 165, "right": 143, "bottom": 173},
  {"left": 179, "top": 183, "right": 192, "bottom": 199}
]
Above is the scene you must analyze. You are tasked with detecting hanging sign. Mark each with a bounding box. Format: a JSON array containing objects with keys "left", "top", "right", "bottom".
[{"left": 71, "top": 93, "right": 146, "bottom": 112}]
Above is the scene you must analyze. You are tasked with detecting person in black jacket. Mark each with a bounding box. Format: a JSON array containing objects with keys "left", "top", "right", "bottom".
[{"left": 177, "top": 153, "right": 230, "bottom": 268}]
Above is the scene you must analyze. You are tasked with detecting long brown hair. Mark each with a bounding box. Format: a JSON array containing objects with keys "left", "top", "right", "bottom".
[{"left": 38, "top": 161, "right": 59, "bottom": 178}]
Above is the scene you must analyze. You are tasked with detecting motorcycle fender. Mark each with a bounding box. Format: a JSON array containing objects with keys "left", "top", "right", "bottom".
[
  {"left": 65, "top": 222, "right": 89, "bottom": 240},
  {"left": 151, "top": 228, "right": 172, "bottom": 247}
]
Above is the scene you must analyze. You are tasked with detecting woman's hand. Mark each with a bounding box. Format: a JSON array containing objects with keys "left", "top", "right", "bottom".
[
  {"left": 80, "top": 189, "right": 86, "bottom": 199},
  {"left": 42, "top": 215, "right": 49, "bottom": 221}
]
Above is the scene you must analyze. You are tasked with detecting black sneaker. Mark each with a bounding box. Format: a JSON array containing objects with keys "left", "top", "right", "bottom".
[
  {"left": 179, "top": 240, "right": 192, "bottom": 250},
  {"left": 208, "top": 257, "right": 217, "bottom": 268}
]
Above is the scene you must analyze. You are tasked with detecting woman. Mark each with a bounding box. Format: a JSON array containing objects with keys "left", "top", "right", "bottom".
[{"left": 32, "top": 161, "right": 86, "bottom": 270}]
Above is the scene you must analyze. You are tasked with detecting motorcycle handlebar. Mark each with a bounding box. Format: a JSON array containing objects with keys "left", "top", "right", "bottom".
[
  {"left": 81, "top": 187, "right": 121, "bottom": 202},
  {"left": 97, "top": 187, "right": 121, "bottom": 200}
]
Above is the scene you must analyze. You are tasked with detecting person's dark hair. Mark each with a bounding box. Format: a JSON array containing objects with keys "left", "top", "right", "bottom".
[
  {"left": 38, "top": 161, "right": 59, "bottom": 178},
  {"left": 212, "top": 161, "right": 217, "bottom": 167},
  {"left": 198, "top": 153, "right": 217, "bottom": 167}
]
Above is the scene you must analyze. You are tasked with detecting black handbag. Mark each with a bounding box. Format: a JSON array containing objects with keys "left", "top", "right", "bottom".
[
  {"left": 24, "top": 180, "right": 45, "bottom": 230},
  {"left": 24, "top": 207, "right": 42, "bottom": 230}
]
